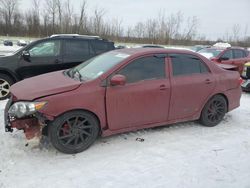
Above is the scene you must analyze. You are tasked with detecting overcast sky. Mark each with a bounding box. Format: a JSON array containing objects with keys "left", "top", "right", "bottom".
[{"left": 20, "top": 0, "right": 250, "bottom": 40}]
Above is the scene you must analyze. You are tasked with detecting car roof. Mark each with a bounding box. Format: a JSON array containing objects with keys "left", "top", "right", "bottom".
[
  {"left": 49, "top": 34, "right": 112, "bottom": 42},
  {"left": 205, "top": 46, "right": 245, "bottom": 50},
  {"left": 50, "top": 34, "right": 100, "bottom": 39},
  {"left": 114, "top": 48, "right": 197, "bottom": 56}
]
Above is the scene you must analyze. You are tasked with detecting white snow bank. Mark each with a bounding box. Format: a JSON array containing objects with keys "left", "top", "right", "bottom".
[{"left": 0, "top": 93, "right": 250, "bottom": 188}]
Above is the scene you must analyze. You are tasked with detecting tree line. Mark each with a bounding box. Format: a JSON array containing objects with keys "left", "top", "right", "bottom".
[{"left": 0, "top": 0, "right": 249, "bottom": 46}]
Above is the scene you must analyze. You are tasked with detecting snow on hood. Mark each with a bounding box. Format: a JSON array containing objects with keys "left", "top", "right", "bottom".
[{"left": 10, "top": 70, "right": 81, "bottom": 100}]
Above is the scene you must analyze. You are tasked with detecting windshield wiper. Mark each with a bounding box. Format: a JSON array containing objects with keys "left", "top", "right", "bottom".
[{"left": 72, "top": 69, "right": 83, "bottom": 81}]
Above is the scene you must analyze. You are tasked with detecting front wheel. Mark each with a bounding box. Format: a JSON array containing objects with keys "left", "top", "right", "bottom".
[
  {"left": 0, "top": 74, "right": 14, "bottom": 100},
  {"left": 49, "top": 111, "right": 100, "bottom": 154},
  {"left": 200, "top": 95, "right": 227, "bottom": 127}
]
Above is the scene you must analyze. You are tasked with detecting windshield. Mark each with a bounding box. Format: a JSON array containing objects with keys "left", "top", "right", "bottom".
[
  {"left": 71, "top": 51, "right": 130, "bottom": 81},
  {"left": 198, "top": 48, "right": 223, "bottom": 59}
]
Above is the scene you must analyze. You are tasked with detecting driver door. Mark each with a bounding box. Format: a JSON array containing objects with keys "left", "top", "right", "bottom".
[
  {"left": 106, "top": 55, "right": 171, "bottom": 131},
  {"left": 17, "top": 40, "right": 63, "bottom": 79},
  {"left": 219, "top": 49, "right": 234, "bottom": 65}
]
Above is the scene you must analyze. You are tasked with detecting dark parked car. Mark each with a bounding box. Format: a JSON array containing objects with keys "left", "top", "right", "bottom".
[
  {"left": 0, "top": 34, "right": 115, "bottom": 100},
  {"left": 3, "top": 40, "right": 13, "bottom": 46},
  {"left": 5, "top": 48, "right": 241, "bottom": 154}
]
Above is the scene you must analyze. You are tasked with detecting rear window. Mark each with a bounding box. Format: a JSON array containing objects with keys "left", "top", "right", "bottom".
[
  {"left": 234, "top": 49, "right": 245, "bottom": 59},
  {"left": 170, "top": 54, "right": 209, "bottom": 76},
  {"left": 91, "top": 41, "right": 113, "bottom": 55},
  {"left": 65, "top": 40, "right": 90, "bottom": 57}
]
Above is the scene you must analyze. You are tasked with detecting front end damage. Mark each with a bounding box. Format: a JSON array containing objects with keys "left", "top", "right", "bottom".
[{"left": 5, "top": 97, "right": 49, "bottom": 140}]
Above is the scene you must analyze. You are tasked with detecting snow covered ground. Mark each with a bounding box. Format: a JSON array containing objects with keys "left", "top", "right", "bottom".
[
  {"left": 0, "top": 93, "right": 250, "bottom": 188},
  {"left": 0, "top": 45, "right": 21, "bottom": 56}
]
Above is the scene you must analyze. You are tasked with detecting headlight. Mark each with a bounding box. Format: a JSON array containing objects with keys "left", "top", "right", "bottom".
[{"left": 8, "top": 101, "right": 47, "bottom": 118}]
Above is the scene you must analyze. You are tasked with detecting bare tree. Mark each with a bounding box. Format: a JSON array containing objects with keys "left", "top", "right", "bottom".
[
  {"left": 0, "top": 0, "right": 19, "bottom": 34},
  {"left": 45, "top": 0, "right": 57, "bottom": 33},
  {"left": 232, "top": 24, "right": 241, "bottom": 42},
  {"left": 62, "top": 0, "right": 74, "bottom": 33},
  {"left": 165, "top": 12, "right": 183, "bottom": 44},
  {"left": 232, "top": 24, "right": 240, "bottom": 42},
  {"left": 145, "top": 18, "right": 158, "bottom": 43},
  {"left": 78, "top": 0, "right": 87, "bottom": 34},
  {"left": 56, "top": 0, "right": 62, "bottom": 33},
  {"left": 133, "top": 22, "right": 144, "bottom": 38},
  {"left": 31, "top": 0, "right": 40, "bottom": 36},
  {"left": 93, "top": 7, "right": 105, "bottom": 35},
  {"left": 182, "top": 16, "right": 198, "bottom": 41}
]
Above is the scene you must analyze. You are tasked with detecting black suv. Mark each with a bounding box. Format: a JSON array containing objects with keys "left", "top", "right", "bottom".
[
  {"left": 0, "top": 34, "right": 115, "bottom": 100},
  {"left": 3, "top": 40, "right": 13, "bottom": 46}
]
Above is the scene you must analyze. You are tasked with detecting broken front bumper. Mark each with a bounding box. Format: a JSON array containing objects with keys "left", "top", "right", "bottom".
[
  {"left": 4, "top": 96, "right": 13, "bottom": 132},
  {"left": 4, "top": 97, "right": 46, "bottom": 139}
]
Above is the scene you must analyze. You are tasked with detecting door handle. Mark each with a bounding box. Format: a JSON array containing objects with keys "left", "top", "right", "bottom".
[
  {"left": 205, "top": 79, "right": 212, "bottom": 84},
  {"left": 159, "top": 84, "right": 168, "bottom": 90}
]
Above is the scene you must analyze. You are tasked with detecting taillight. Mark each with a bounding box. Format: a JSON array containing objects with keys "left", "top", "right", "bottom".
[{"left": 239, "top": 77, "right": 243, "bottom": 85}]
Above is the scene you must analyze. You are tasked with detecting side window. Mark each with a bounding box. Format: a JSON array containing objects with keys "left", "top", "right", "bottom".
[
  {"left": 246, "top": 50, "right": 250, "bottom": 57},
  {"left": 29, "top": 40, "right": 61, "bottom": 57},
  {"left": 64, "top": 40, "right": 90, "bottom": 58},
  {"left": 118, "top": 56, "right": 165, "bottom": 83},
  {"left": 233, "top": 49, "right": 245, "bottom": 59},
  {"left": 91, "top": 41, "right": 109, "bottom": 55},
  {"left": 170, "top": 54, "right": 209, "bottom": 76},
  {"left": 221, "top": 50, "right": 233, "bottom": 60}
]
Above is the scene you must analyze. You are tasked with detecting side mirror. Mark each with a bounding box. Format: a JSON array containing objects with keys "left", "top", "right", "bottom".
[
  {"left": 110, "top": 74, "right": 126, "bottom": 86},
  {"left": 210, "top": 57, "right": 219, "bottom": 62},
  {"left": 22, "top": 51, "right": 30, "bottom": 61}
]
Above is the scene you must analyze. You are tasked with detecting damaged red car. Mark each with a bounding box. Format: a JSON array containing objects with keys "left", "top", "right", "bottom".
[{"left": 5, "top": 48, "right": 241, "bottom": 154}]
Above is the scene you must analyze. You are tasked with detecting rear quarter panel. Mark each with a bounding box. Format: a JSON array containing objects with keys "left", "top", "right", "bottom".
[
  {"left": 195, "top": 55, "right": 241, "bottom": 114},
  {"left": 211, "top": 69, "right": 241, "bottom": 112}
]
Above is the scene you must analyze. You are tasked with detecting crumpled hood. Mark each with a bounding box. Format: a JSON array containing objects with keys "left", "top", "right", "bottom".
[{"left": 10, "top": 70, "right": 81, "bottom": 100}]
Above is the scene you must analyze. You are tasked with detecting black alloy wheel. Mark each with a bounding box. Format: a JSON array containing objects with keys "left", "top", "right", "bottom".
[
  {"left": 49, "top": 111, "right": 99, "bottom": 154},
  {"left": 200, "top": 95, "right": 227, "bottom": 127}
]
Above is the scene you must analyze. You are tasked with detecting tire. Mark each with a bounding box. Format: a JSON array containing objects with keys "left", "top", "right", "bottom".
[
  {"left": 0, "top": 74, "right": 14, "bottom": 100},
  {"left": 49, "top": 111, "right": 100, "bottom": 154},
  {"left": 200, "top": 95, "right": 227, "bottom": 127}
]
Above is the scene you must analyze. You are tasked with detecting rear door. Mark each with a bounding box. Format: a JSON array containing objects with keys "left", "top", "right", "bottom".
[
  {"left": 106, "top": 55, "right": 171, "bottom": 130},
  {"left": 232, "top": 49, "right": 248, "bottom": 73},
  {"left": 61, "top": 39, "right": 95, "bottom": 70},
  {"left": 17, "top": 39, "right": 62, "bottom": 79},
  {"left": 168, "top": 53, "right": 215, "bottom": 120},
  {"left": 91, "top": 40, "right": 114, "bottom": 55}
]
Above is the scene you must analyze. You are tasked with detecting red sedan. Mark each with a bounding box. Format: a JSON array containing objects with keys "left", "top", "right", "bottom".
[
  {"left": 198, "top": 47, "right": 250, "bottom": 74},
  {"left": 5, "top": 48, "right": 241, "bottom": 154}
]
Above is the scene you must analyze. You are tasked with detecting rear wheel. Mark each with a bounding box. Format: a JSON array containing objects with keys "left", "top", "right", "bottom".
[
  {"left": 49, "top": 111, "right": 100, "bottom": 154},
  {"left": 200, "top": 95, "right": 227, "bottom": 127},
  {"left": 0, "top": 74, "right": 14, "bottom": 100}
]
